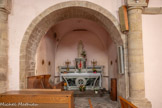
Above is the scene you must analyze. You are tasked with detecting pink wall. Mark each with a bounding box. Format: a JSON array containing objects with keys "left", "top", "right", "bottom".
[
  {"left": 107, "top": 40, "right": 118, "bottom": 90},
  {"left": 142, "top": 14, "right": 162, "bottom": 108},
  {"left": 55, "top": 31, "right": 111, "bottom": 89},
  {"left": 35, "top": 31, "right": 56, "bottom": 76}
]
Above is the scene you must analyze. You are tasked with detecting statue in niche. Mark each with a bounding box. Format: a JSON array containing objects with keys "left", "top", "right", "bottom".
[
  {"left": 77, "top": 40, "right": 84, "bottom": 58},
  {"left": 76, "top": 40, "right": 87, "bottom": 70}
]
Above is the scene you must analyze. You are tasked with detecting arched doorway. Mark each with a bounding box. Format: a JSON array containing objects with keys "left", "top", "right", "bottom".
[{"left": 20, "top": 1, "right": 128, "bottom": 98}]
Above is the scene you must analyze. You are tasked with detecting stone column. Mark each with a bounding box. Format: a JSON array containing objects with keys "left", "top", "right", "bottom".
[
  {"left": 127, "top": 7, "right": 151, "bottom": 108},
  {"left": 0, "top": 0, "right": 11, "bottom": 93}
]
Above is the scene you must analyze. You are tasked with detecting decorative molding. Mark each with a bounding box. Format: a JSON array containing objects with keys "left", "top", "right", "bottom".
[
  {"left": 126, "top": 0, "right": 147, "bottom": 7},
  {"left": 143, "top": 7, "right": 162, "bottom": 14},
  {"left": 127, "top": 6, "right": 143, "bottom": 11}
]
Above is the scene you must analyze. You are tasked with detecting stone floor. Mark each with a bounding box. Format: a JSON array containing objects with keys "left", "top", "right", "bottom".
[{"left": 74, "top": 94, "right": 119, "bottom": 108}]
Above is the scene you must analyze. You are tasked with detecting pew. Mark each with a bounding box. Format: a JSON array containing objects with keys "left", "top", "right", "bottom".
[
  {"left": 0, "top": 90, "right": 74, "bottom": 108},
  {"left": 119, "top": 96, "right": 137, "bottom": 108},
  {"left": 7, "top": 75, "right": 74, "bottom": 108}
]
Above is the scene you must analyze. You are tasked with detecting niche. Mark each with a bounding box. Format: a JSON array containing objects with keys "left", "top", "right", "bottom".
[
  {"left": 110, "top": 61, "right": 113, "bottom": 65},
  {"left": 42, "top": 60, "right": 44, "bottom": 65},
  {"left": 48, "top": 61, "right": 51, "bottom": 66}
]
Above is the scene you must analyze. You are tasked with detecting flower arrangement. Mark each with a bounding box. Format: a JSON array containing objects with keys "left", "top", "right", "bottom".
[
  {"left": 79, "top": 85, "right": 86, "bottom": 92},
  {"left": 93, "top": 69, "right": 97, "bottom": 73},
  {"left": 64, "top": 82, "right": 67, "bottom": 90},
  {"left": 64, "top": 82, "right": 67, "bottom": 86},
  {"left": 78, "top": 60, "right": 82, "bottom": 73},
  {"left": 94, "top": 88, "right": 99, "bottom": 94},
  {"left": 81, "top": 50, "right": 86, "bottom": 58}
]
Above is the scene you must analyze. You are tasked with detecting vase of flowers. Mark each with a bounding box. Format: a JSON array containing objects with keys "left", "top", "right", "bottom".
[
  {"left": 64, "top": 82, "right": 67, "bottom": 90},
  {"left": 81, "top": 50, "right": 86, "bottom": 58},
  {"left": 79, "top": 85, "right": 86, "bottom": 92},
  {"left": 94, "top": 88, "right": 99, "bottom": 94}
]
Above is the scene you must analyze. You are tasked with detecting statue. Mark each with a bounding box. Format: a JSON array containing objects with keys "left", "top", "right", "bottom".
[
  {"left": 77, "top": 40, "right": 84, "bottom": 58},
  {"left": 76, "top": 40, "right": 87, "bottom": 70}
]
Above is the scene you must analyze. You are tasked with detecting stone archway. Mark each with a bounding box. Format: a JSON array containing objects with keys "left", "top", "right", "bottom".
[{"left": 20, "top": 1, "right": 127, "bottom": 94}]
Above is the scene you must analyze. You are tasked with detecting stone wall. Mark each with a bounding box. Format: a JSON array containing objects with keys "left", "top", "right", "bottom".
[{"left": 0, "top": 0, "right": 11, "bottom": 93}]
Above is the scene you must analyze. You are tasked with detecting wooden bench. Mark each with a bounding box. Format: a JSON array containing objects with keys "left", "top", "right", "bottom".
[
  {"left": 119, "top": 96, "right": 137, "bottom": 108},
  {"left": 0, "top": 90, "right": 74, "bottom": 108}
]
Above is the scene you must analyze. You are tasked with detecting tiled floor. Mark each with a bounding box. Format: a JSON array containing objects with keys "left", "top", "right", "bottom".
[{"left": 74, "top": 94, "right": 119, "bottom": 108}]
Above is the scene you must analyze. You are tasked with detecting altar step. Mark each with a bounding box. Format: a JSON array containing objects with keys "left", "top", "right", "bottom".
[{"left": 74, "top": 90, "right": 107, "bottom": 97}]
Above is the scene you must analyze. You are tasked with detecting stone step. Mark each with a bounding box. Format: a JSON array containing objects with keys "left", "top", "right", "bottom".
[{"left": 74, "top": 90, "right": 104, "bottom": 97}]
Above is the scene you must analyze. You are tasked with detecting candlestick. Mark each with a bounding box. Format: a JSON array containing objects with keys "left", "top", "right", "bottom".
[
  {"left": 91, "top": 59, "right": 97, "bottom": 72},
  {"left": 65, "top": 59, "right": 71, "bottom": 71}
]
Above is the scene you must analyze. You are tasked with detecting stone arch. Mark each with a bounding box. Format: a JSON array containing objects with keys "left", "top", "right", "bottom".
[{"left": 20, "top": 1, "right": 125, "bottom": 89}]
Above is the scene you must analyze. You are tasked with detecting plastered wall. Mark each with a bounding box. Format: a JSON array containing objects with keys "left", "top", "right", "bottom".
[
  {"left": 142, "top": 1, "right": 162, "bottom": 107},
  {"left": 142, "top": 14, "right": 162, "bottom": 108}
]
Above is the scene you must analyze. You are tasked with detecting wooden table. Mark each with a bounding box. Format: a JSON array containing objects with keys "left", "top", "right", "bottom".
[{"left": 0, "top": 90, "right": 74, "bottom": 108}]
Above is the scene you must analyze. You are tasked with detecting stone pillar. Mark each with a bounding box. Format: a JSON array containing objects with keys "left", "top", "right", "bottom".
[
  {"left": 127, "top": 7, "right": 151, "bottom": 108},
  {"left": 0, "top": 0, "right": 11, "bottom": 93}
]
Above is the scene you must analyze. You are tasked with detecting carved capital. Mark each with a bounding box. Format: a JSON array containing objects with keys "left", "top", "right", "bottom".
[
  {"left": 125, "top": 0, "right": 147, "bottom": 7},
  {"left": 128, "top": 6, "right": 143, "bottom": 11},
  {"left": 0, "top": 0, "right": 12, "bottom": 13}
]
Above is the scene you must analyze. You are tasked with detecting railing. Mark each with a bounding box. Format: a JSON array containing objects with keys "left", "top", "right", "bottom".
[{"left": 119, "top": 96, "right": 137, "bottom": 108}]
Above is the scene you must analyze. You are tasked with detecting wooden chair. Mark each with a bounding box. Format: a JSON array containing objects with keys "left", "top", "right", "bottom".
[
  {"left": 27, "top": 75, "right": 65, "bottom": 92},
  {"left": 119, "top": 96, "right": 137, "bottom": 108},
  {"left": 52, "top": 81, "right": 64, "bottom": 90},
  {"left": 27, "top": 75, "right": 52, "bottom": 89}
]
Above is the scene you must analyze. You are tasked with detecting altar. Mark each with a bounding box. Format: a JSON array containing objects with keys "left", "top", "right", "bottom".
[
  {"left": 59, "top": 40, "right": 104, "bottom": 90},
  {"left": 60, "top": 67, "right": 103, "bottom": 90}
]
